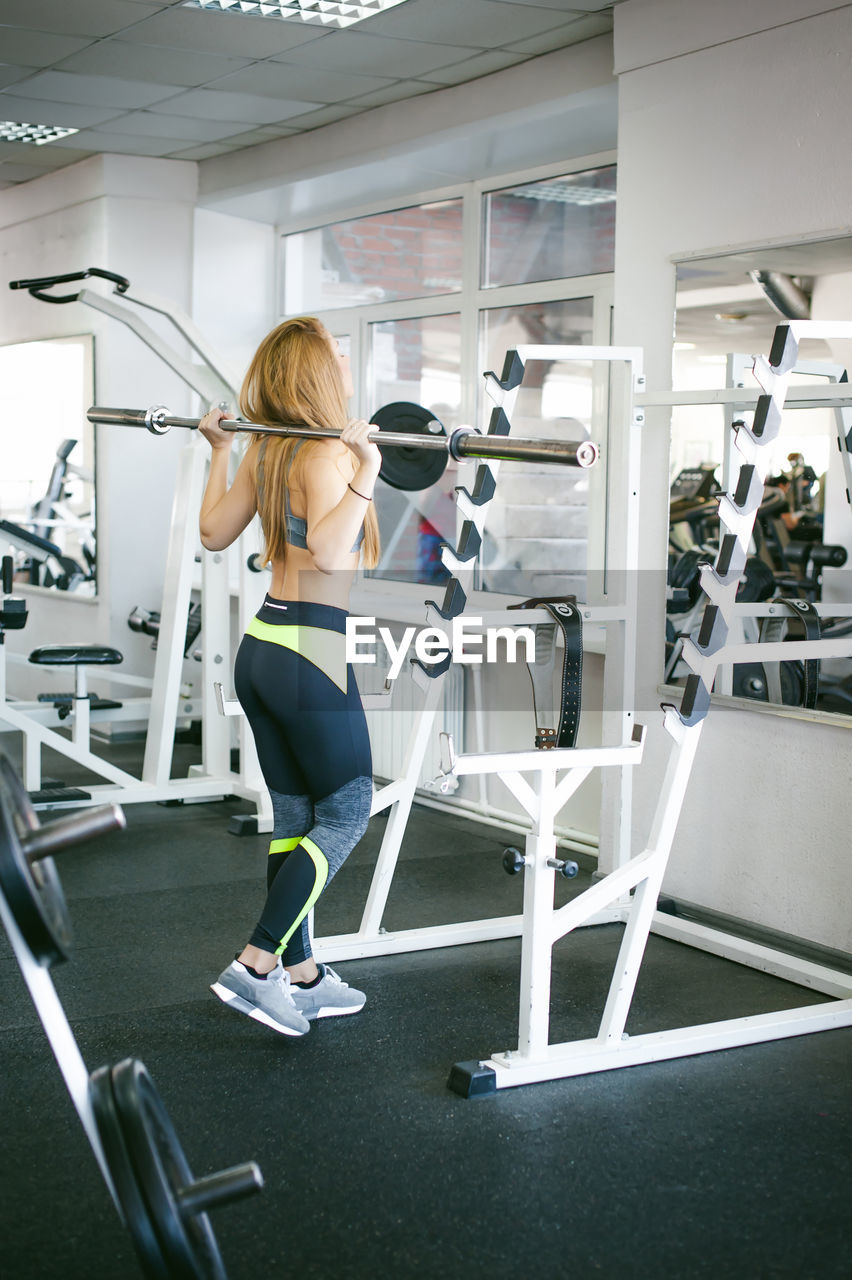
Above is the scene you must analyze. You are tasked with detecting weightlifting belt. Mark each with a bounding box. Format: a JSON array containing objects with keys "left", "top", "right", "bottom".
[
  {"left": 759, "top": 597, "right": 820, "bottom": 709},
  {"left": 509, "top": 596, "right": 583, "bottom": 748}
]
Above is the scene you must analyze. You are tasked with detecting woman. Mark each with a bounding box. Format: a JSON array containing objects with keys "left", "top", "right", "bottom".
[{"left": 198, "top": 317, "right": 381, "bottom": 1037}]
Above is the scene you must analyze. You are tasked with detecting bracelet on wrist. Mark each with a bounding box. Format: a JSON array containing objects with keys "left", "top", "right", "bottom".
[{"left": 348, "top": 482, "right": 372, "bottom": 502}]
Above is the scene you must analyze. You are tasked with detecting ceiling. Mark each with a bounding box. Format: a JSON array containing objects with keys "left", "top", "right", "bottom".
[{"left": 0, "top": 0, "right": 618, "bottom": 190}]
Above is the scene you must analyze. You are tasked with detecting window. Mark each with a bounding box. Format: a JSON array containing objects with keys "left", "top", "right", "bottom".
[
  {"left": 479, "top": 299, "right": 596, "bottom": 598},
  {"left": 368, "top": 314, "right": 462, "bottom": 585},
  {"left": 283, "top": 199, "right": 464, "bottom": 313},
  {"left": 280, "top": 159, "right": 615, "bottom": 593},
  {"left": 481, "top": 166, "right": 616, "bottom": 288},
  {"left": 0, "top": 335, "right": 96, "bottom": 595}
]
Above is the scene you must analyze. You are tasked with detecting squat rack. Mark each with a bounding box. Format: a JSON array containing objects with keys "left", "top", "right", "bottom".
[{"left": 447, "top": 319, "right": 852, "bottom": 1095}]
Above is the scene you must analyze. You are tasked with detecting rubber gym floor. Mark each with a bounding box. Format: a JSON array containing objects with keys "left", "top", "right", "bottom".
[{"left": 0, "top": 739, "right": 850, "bottom": 1280}]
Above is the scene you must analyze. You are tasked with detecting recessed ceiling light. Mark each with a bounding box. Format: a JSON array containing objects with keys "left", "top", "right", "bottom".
[
  {"left": 0, "top": 121, "right": 79, "bottom": 146},
  {"left": 182, "top": 0, "right": 411, "bottom": 28},
  {"left": 714, "top": 312, "right": 750, "bottom": 323}
]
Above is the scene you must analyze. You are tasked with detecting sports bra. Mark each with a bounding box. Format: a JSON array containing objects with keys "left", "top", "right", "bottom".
[{"left": 257, "top": 438, "right": 364, "bottom": 555}]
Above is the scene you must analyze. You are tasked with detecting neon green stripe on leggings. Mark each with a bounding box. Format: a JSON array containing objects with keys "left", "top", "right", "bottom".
[
  {"left": 274, "top": 836, "right": 329, "bottom": 956},
  {"left": 268, "top": 836, "right": 301, "bottom": 856},
  {"left": 245, "top": 617, "right": 348, "bottom": 692}
]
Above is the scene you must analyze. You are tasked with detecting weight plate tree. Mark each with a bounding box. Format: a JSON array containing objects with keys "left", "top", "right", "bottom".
[
  {"left": 0, "top": 754, "right": 125, "bottom": 966},
  {"left": 0, "top": 752, "right": 263, "bottom": 1278},
  {"left": 90, "top": 1058, "right": 263, "bottom": 1280}
]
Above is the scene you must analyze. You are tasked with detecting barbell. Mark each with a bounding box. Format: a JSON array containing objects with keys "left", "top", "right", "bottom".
[{"left": 86, "top": 401, "right": 599, "bottom": 493}]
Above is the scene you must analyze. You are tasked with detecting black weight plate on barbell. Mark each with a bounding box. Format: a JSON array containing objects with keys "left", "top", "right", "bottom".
[
  {"left": 0, "top": 753, "right": 72, "bottom": 966},
  {"left": 90, "top": 1062, "right": 172, "bottom": 1280},
  {"left": 370, "top": 401, "right": 447, "bottom": 492},
  {"left": 111, "top": 1057, "right": 227, "bottom": 1280}
]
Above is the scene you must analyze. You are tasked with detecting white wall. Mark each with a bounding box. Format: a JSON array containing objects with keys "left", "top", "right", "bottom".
[
  {"left": 0, "top": 155, "right": 199, "bottom": 695},
  {"left": 612, "top": 0, "right": 852, "bottom": 950}
]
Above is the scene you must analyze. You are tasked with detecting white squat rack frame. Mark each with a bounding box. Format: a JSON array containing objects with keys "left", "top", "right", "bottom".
[
  {"left": 313, "top": 343, "right": 644, "bottom": 966},
  {"left": 446, "top": 319, "right": 852, "bottom": 1096}
]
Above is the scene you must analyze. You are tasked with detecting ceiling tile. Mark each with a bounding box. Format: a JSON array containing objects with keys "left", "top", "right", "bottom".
[
  {"left": 485, "top": 0, "right": 588, "bottom": 10},
  {"left": 0, "top": 161, "right": 64, "bottom": 180},
  {"left": 169, "top": 140, "right": 249, "bottom": 160},
  {"left": 53, "top": 39, "right": 255, "bottom": 87},
  {"left": 11, "top": 70, "right": 186, "bottom": 109},
  {"left": 278, "top": 102, "right": 363, "bottom": 130},
  {"left": 420, "top": 50, "right": 526, "bottom": 85},
  {"left": 0, "top": 0, "right": 163, "bottom": 39},
  {"left": 91, "top": 109, "right": 264, "bottom": 141},
  {"left": 0, "top": 139, "right": 65, "bottom": 161},
  {"left": 0, "top": 94, "right": 124, "bottom": 127},
  {"left": 52, "top": 128, "right": 201, "bottom": 156},
  {"left": 0, "top": 65, "right": 37, "bottom": 90},
  {"left": 552, "top": 1, "right": 615, "bottom": 9},
  {"left": 0, "top": 29, "right": 93, "bottom": 66},
  {"left": 213, "top": 63, "right": 396, "bottom": 104},
  {"left": 267, "top": 31, "right": 484, "bottom": 78},
  {"left": 343, "top": 80, "right": 439, "bottom": 110},
  {"left": 504, "top": 11, "right": 612, "bottom": 53},
  {"left": 118, "top": 8, "right": 331, "bottom": 58},
  {"left": 216, "top": 124, "right": 302, "bottom": 145},
  {"left": 351, "top": 0, "right": 571, "bottom": 48},
  {"left": 147, "top": 87, "right": 317, "bottom": 124}
]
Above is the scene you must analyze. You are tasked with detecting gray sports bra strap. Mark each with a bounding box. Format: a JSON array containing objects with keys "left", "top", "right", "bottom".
[
  {"left": 283, "top": 440, "right": 305, "bottom": 519},
  {"left": 256, "top": 436, "right": 267, "bottom": 509}
]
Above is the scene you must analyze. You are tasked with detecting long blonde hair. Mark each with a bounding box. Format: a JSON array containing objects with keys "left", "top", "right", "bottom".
[{"left": 240, "top": 316, "right": 380, "bottom": 569}]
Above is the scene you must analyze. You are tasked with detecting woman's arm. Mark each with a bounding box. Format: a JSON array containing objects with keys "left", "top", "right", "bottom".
[
  {"left": 303, "top": 419, "right": 381, "bottom": 573},
  {"left": 198, "top": 410, "right": 258, "bottom": 551}
]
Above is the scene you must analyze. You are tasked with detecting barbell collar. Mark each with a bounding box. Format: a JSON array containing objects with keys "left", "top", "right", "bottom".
[
  {"left": 87, "top": 405, "right": 599, "bottom": 469},
  {"left": 21, "top": 804, "right": 126, "bottom": 863}
]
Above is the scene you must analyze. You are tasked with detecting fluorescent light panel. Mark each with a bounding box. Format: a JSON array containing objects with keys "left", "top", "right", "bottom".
[
  {"left": 0, "top": 121, "right": 79, "bottom": 145},
  {"left": 182, "top": 0, "right": 411, "bottom": 28}
]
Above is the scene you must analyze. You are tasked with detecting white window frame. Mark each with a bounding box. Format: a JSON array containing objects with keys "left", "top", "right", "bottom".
[{"left": 276, "top": 152, "right": 617, "bottom": 605}]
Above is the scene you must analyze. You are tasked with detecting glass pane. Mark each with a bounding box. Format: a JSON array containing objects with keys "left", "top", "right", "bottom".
[
  {"left": 477, "top": 298, "right": 596, "bottom": 599},
  {"left": 482, "top": 166, "right": 616, "bottom": 288},
  {"left": 368, "top": 314, "right": 462, "bottom": 585},
  {"left": 283, "top": 199, "right": 463, "bottom": 312},
  {"left": 670, "top": 242, "right": 852, "bottom": 716}
]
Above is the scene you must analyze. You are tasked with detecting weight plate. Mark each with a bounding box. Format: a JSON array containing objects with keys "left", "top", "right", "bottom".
[
  {"left": 0, "top": 753, "right": 72, "bottom": 966},
  {"left": 110, "top": 1058, "right": 227, "bottom": 1280},
  {"left": 370, "top": 402, "right": 447, "bottom": 492},
  {"left": 90, "top": 1063, "right": 171, "bottom": 1279}
]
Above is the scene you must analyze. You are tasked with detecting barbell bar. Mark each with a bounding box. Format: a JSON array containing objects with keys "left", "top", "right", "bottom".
[{"left": 86, "top": 404, "right": 600, "bottom": 473}]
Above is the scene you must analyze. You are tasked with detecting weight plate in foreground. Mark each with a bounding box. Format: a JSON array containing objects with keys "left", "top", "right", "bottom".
[
  {"left": 90, "top": 1064, "right": 171, "bottom": 1278},
  {"left": 110, "top": 1058, "right": 228, "bottom": 1280},
  {"left": 0, "top": 754, "right": 72, "bottom": 966},
  {"left": 370, "top": 401, "right": 447, "bottom": 491}
]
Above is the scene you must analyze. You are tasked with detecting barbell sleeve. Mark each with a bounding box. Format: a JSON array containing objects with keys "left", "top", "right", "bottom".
[{"left": 86, "top": 405, "right": 599, "bottom": 469}]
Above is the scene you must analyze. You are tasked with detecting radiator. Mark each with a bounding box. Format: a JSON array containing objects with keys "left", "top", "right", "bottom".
[{"left": 360, "top": 662, "right": 464, "bottom": 791}]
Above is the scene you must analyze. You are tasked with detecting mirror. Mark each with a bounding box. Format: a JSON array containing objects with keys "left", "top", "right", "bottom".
[
  {"left": 668, "top": 238, "right": 852, "bottom": 716},
  {"left": 0, "top": 335, "right": 96, "bottom": 596}
]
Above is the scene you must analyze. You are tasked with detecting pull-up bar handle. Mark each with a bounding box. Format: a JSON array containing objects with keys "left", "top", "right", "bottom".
[{"left": 9, "top": 267, "right": 131, "bottom": 304}]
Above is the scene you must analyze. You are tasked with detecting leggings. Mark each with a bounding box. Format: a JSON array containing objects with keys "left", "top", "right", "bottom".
[{"left": 234, "top": 596, "right": 372, "bottom": 964}]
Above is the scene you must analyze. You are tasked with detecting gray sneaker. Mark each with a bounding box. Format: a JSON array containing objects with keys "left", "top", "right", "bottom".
[
  {"left": 211, "top": 960, "right": 310, "bottom": 1037},
  {"left": 290, "top": 964, "right": 366, "bottom": 1021}
]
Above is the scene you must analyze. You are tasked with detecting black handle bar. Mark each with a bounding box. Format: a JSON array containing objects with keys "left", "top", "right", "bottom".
[{"left": 9, "top": 267, "right": 130, "bottom": 304}]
